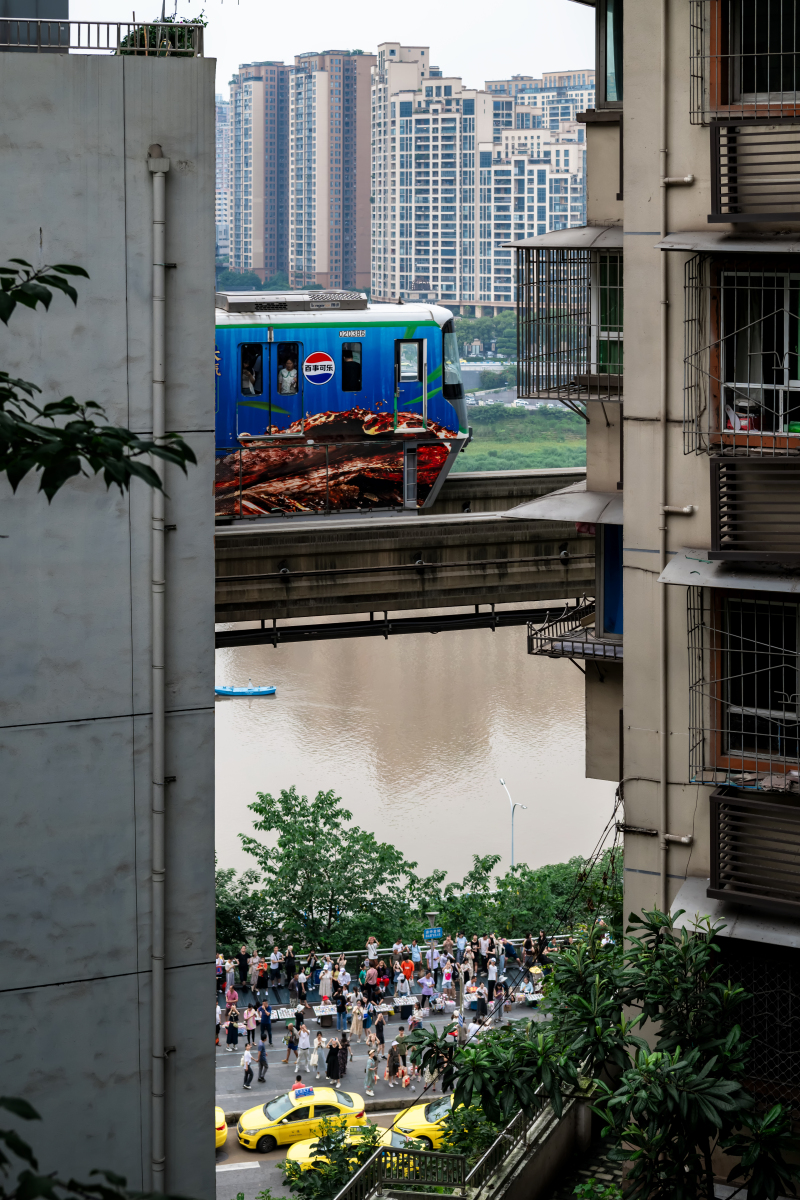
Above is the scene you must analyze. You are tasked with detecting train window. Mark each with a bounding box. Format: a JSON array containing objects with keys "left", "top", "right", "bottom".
[
  {"left": 341, "top": 342, "right": 362, "bottom": 391},
  {"left": 396, "top": 340, "right": 422, "bottom": 382},
  {"left": 276, "top": 342, "right": 300, "bottom": 396},
  {"left": 442, "top": 319, "right": 465, "bottom": 401},
  {"left": 241, "top": 344, "right": 263, "bottom": 395}
]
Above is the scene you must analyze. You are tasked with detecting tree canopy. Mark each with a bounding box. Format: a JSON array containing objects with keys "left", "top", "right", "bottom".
[{"left": 216, "top": 785, "right": 621, "bottom": 953}]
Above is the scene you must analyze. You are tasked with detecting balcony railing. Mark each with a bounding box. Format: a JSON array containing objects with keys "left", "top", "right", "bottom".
[
  {"left": 710, "top": 121, "right": 800, "bottom": 221},
  {"left": 0, "top": 20, "right": 204, "bottom": 56},
  {"left": 710, "top": 785, "right": 800, "bottom": 916},
  {"left": 528, "top": 598, "right": 623, "bottom": 661},
  {"left": 516, "top": 247, "right": 623, "bottom": 417}
]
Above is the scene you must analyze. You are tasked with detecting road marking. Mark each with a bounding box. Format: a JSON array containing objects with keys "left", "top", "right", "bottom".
[{"left": 216, "top": 1162, "right": 262, "bottom": 1173}]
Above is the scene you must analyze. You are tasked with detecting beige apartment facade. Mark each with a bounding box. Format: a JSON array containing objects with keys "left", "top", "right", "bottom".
[{"left": 511, "top": 0, "right": 800, "bottom": 1111}]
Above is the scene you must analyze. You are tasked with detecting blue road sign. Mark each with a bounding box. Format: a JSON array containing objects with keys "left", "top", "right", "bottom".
[{"left": 424, "top": 927, "right": 444, "bottom": 941}]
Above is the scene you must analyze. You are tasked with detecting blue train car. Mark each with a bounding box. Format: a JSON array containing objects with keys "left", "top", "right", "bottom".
[{"left": 214, "top": 291, "right": 468, "bottom": 517}]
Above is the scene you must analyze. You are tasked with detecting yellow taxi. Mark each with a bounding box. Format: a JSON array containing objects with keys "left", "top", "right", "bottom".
[
  {"left": 286, "top": 1126, "right": 418, "bottom": 1171},
  {"left": 237, "top": 1086, "right": 366, "bottom": 1153},
  {"left": 215, "top": 1106, "right": 228, "bottom": 1150},
  {"left": 396, "top": 1094, "right": 453, "bottom": 1149}
]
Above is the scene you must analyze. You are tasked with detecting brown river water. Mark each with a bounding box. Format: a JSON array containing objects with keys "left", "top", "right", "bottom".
[{"left": 214, "top": 618, "right": 615, "bottom": 880}]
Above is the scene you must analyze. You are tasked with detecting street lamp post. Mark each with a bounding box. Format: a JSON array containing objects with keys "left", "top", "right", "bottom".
[{"left": 499, "top": 778, "right": 527, "bottom": 868}]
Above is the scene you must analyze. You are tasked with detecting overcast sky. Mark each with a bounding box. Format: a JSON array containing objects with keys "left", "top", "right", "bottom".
[{"left": 72, "top": 0, "right": 594, "bottom": 93}]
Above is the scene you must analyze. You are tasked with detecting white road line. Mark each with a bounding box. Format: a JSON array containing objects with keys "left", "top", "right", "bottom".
[{"left": 215, "top": 1162, "right": 262, "bottom": 1173}]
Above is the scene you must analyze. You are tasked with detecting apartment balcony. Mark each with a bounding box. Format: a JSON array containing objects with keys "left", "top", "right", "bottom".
[{"left": 527, "top": 599, "right": 623, "bottom": 661}]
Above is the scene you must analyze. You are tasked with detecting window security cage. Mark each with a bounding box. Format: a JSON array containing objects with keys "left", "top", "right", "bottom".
[
  {"left": 710, "top": 785, "right": 800, "bottom": 915},
  {"left": 516, "top": 247, "right": 622, "bottom": 416},
  {"left": 684, "top": 253, "right": 800, "bottom": 456},
  {"left": 710, "top": 120, "right": 800, "bottom": 221},
  {"left": 688, "top": 586, "right": 800, "bottom": 790},
  {"left": 718, "top": 937, "right": 800, "bottom": 1118},
  {"left": 690, "top": 0, "right": 800, "bottom": 124}
]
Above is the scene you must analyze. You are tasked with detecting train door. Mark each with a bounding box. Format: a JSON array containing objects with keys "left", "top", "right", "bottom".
[
  {"left": 394, "top": 337, "right": 427, "bottom": 428},
  {"left": 237, "top": 339, "right": 303, "bottom": 436}
]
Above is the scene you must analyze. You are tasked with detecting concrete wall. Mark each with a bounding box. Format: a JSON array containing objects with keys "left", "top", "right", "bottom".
[
  {"left": 585, "top": 400, "right": 622, "bottom": 492},
  {"left": 0, "top": 52, "right": 216, "bottom": 1198},
  {"left": 586, "top": 662, "right": 623, "bottom": 782},
  {"left": 584, "top": 119, "right": 622, "bottom": 225}
]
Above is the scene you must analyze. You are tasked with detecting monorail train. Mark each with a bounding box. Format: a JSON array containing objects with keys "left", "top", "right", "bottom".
[{"left": 214, "top": 291, "right": 468, "bottom": 517}]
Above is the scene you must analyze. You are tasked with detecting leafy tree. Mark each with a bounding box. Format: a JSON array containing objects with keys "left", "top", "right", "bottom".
[
  {"left": 0, "top": 1095, "right": 189, "bottom": 1200},
  {"left": 1, "top": 259, "right": 196, "bottom": 500},
  {"left": 455, "top": 312, "right": 517, "bottom": 359},
  {"left": 437, "top": 1105, "right": 499, "bottom": 1165},
  {"left": 238, "top": 787, "right": 438, "bottom": 950},
  {"left": 215, "top": 862, "right": 273, "bottom": 954},
  {"left": 278, "top": 1117, "right": 385, "bottom": 1200}
]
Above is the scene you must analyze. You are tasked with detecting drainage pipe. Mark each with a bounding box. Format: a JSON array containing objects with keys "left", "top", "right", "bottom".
[
  {"left": 658, "top": 0, "right": 670, "bottom": 914},
  {"left": 148, "top": 142, "right": 170, "bottom": 1193}
]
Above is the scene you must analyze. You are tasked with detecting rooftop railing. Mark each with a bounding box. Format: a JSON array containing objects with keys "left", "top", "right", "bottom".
[{"left": 0, "top": 20, "right": 204, "bottom": 56}]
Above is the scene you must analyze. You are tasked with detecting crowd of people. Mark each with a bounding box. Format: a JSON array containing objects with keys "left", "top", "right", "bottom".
[{"left": 215, "top": 930, "right": 569, "bottom": 1093}]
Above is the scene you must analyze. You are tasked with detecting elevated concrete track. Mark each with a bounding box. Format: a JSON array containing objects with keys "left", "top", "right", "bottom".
[{"left": 215, "top": 467, "right": 593, "bottom": 635}]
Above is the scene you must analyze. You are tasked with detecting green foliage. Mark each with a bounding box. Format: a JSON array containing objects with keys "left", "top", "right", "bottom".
[
  {"left": 455, "top": 312, "right": 517, "bottom": 359},
  {"left": 592, "top": 909, "right": 798, "bottom": 1200},
  {"left": 0, "top": 260, "right": 196, "bottom": 500},
  {"left": 118, "top": 11, "right": 206, "bottom": 56},
  {"left": 478, "top": 367, "right": 516, "bottom": 390},
  {"left": 277, "top": 1117, "right": 384, "bottom": 1200},
  {"left": 215, "top": 268, "right": 290, "bottom": 292},
  {"left": 467, "top": 404, "right": 586, "bottom": 443},
  {"left": 219, "top": 788, "right": 622, "bottom": 951},
  {"left": 453, "top": 444, "right": 586, "bottom": 472},
  {"left": 238, "top": 787, "right": 439, "bottom": 951},
  {"left": 724, "top": 1103, "right": 799, "bottom": 1200},
  {"left": 0, "top": 1096, "right": 189, "bottom": 1200},
  {"left": 438, "top": 1105, "right": 499, "bottom": 1164},
  {"left": 574, "top": 1184, "right": 622, "bottom": 1200}
]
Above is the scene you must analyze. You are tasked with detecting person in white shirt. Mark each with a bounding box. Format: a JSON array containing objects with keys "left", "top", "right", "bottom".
[
  {"left": 242, "top": 1044, "right": 253, "bottom": 1089},
  {"left": 467, "top": 1019, "right": 482, "bottom": 1041},
  {"left": 479, "top": 935, "right": 490, "bottom": 971},
  {"left": 487, "top": 957, "right": 498, "bottom": 1003},
  {"left": 269, "top": 948, "right": 282, "bottom": 989},
  {"left": 455, "top": 933, "right": 467, "bottom": 963},
  {"left": 216, "top": 1002, "right": 221, "bottom": 1043},
  {"left": 366, "top": 937, "right": 378, "bottom": 962},
  {"left": 297, "top": 1024, "right": 312, "bottom": 1071},
  {"left": 426, "top": 946, "right": 441, "bottom": 987},
  {"left": 392, "top": 939, "right": 404, "bottom": 964},
  {"left": 340, "top": 968, "right": 351, "bottom": 988}
]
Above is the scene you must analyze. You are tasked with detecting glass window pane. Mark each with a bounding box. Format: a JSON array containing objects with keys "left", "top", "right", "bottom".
[
  {"left": 241, "top": 344, "right": 263, "bottom": 395},
  {"left": 276, "top": 342, "right": 300, "bottom": 395},
  {"left": 341, "top": 342, "right": 362, "bottom": 392},
  {"left": 605, "top": 0, "right": 623, "bottom": 102},
  {"left": 398, "top": 341, "right": 420, "bottom": 380}
]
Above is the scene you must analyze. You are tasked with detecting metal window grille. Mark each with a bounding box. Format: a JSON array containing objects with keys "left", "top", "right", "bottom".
[
  {"left": 710, "top": 120, "right": 800, "bottom": 220},
  {"left": 690, "top": 0, "right": 800, "bottom": 124},
  {"left": 718, "top": 936, "right": 800, "bottom": 1118},
  {"left": 683, "top": 253, "right": 800, "bottom": 455},
  {"left": 515, "top": 247, "right": 622, "bottom": 417},
  {"left": 710, "top": 785, "right": 800, "bottom": 914},
  {"left": 711, "top": 457, "right": 800, "bottom": 558},
  {"left": 688, "top": 585, "right": 800, "bottom": 790}
]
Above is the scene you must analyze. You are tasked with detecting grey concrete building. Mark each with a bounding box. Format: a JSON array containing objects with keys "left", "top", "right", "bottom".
[
  {"left": 510, "top": 0, "right": 800, "bottom": 1113},
  {"left": 0, "top": 27, "right": 216, "bottom": 1200}
]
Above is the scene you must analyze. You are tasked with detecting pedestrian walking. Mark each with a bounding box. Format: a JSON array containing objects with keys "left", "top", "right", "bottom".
[
  {"left": 237, "top": 945, "right": 250, "bottom": 988},
  {"left": 363, "top": 998, "right": 375, "bottom": 1033},
  {"left": 350, "top": 1000, "right": 364, "bottom": 1042},
  {"left": 338, "top": 1035, "right": 348, "bottom": 1079},
  {"left": 242, "top": 1043, "right": 253, "bottom": 1089},
  {"left": 216, "top": 954, "right": 225, "bottom": 992},
  {"left": 364, "top": 963, "right": 378, "bottom": 1001},
  {"left": 386, "top": 1043, "right": 401, "bottom": 1087},
  {"left": 216, "top": 1002, "right": 221, "bottom": 1045},
  {"left": 225, "top": 1007, "right": 240, "bottom": 1051},
  {"left": 326, "top": 1038, "right": 341, "bottom": 1083},
  {"left": 225, "top": 958, "right": 236, "bottom": 989},
  {"left": 225, "top": 983, "right": 239, "bottom": 1014},
  {"left": 375, "top": 1010, "right": 386, "bottom": 1058},
  {"left": 285, "top": 945, "right": 296, "bottom": 984},
  {"left": 259, "top": 999, "right": 273, "bottom": 1046},
  {"left": 248, "top": 952, "right": 260, "bottom": 996},
  {"left": 244, "top": 1004, "right": 257, "bottom": 1045},
  {"left": 282, "top": 1023, "right": 299, "bottom": 1064},
  {"left": 365, "top": 1047, "right": 378, "bottom": 1097},
  {"left": 335, "top": 988, "right": 348, "bottom": 1031},
  {"left": 257, "top": 1035, "right": 268, "bottom": 1083},
  {"left": 311, "top": 1032, "right": 326, "bottom": 1079},
  {"left": 456, "top": 932, "right": 467, "bottom": 964},
  {"left": 269, "top": 946, "right": 283, "bottom": 991},
  {"left": 297, "top": 1024, "right": 311, "bottom": 1072},
  {"left": 410, "top": 940, "right": 421, "bottom": 977},
  {"left": 294, "top": 1001, "right": 305, "bottom": 1030},
  {"left": 419, "top": 971, "right": 434, "bottom": 1008}
]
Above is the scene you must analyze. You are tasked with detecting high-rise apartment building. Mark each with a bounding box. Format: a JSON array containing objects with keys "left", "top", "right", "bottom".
[
  {"left": 215, "top": 93, "right": 231, "bottom": 261},
  {"left": 370, "top": 45, "right": 589, "bottom": 313},
  {"left": 486, "top": 69, "right": 595, "bottom": 95},
  {"left": 229, "top": 61, "right": 290, "bottom": 279},
  {"left": 288, "top": 49, "right": 375, "bottom": 290}
]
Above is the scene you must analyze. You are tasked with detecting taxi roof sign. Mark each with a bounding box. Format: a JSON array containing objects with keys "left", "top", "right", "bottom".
[{"left": 294, "top": 1086, "right": 315, "bottom": 1098}]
